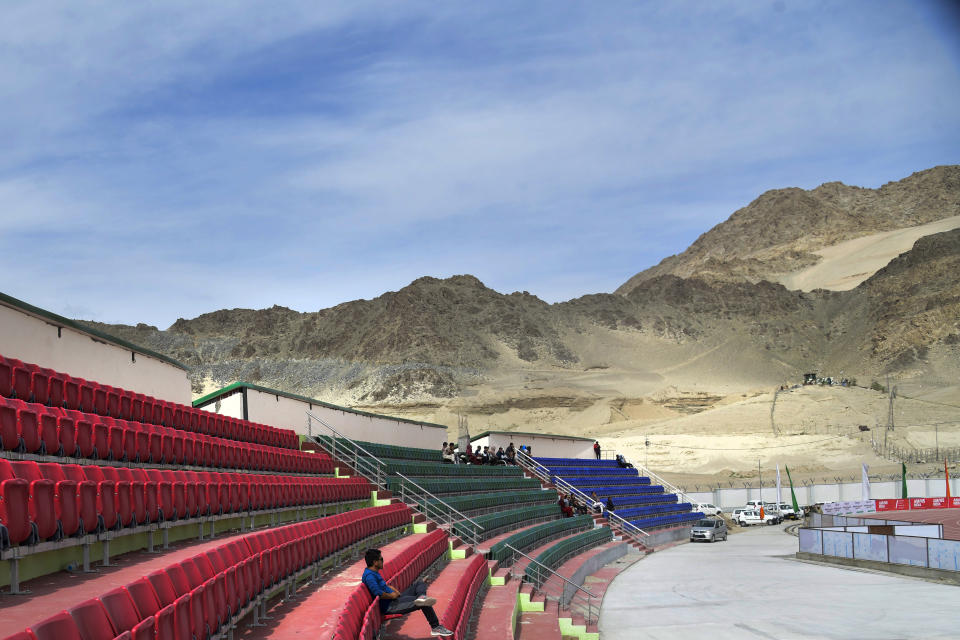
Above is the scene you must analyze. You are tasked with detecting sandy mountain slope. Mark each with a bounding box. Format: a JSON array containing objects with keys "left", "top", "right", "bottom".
[{"left": 617, "top": 165, "right": 960, "bottom": 294}]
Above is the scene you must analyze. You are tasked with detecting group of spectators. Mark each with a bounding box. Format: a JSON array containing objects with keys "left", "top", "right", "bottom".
[{"left": 441, "top": 441, "right": 525, "bottom": 465}]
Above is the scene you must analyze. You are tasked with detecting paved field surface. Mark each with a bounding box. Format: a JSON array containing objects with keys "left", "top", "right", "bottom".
[
  {"left": 600, "top": 523, "right": 960, "bottom": 639},
  {"left": 859, "top": 507, "right": 960, "bottom": 540}
]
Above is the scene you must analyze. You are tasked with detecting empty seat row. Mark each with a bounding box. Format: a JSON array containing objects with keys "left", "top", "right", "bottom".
[
  {"left": 317, "top": 436, "right": 442, "bottom": 463},
  {"left": 340, "top": 528, "right": 449, "bottom": 640},
  {"left": 453, "top": 504, "right": 561, "bottom": 542},
  {"left": 488, "top": 514, "right": 595, "bottom": 564},
  {"left": 566, "top": 482, "right": 663, "bottom": 494},
  {"left": 383, "top": 459, "right": 523, "bottom": 478},
  {"left": 426, "top": 489, "right": 553, "bottom": 514},
  {"left": 0, "top": 397, "right": 330, "bottom": 474},
  {"left": 544, "top": 466, "right": 639, "bottom": 477},
  {"left": 523, "top": 526, "right": 612, "bottom": 586},
  {"left": 0, "top": 458, "right": 371, "bottom": 548},
  {"left": 534, "top": 457, "right": 621, "bottom": 467},
  {"left": 0, "top": 355, "right": 298, "bottom": 450},
  {"left": 442, "top": 553, "right": 487, "bottom": 639},
  {"left": 556, "top": 475, "right": 648, "bottom": 486},
  {"left": 612, "top": 502, "right": 693, "bottom": 520},
  {"left": 386, "top": 476, "right": 542, "bottom": 496},
  {"left": 627, "top": 511, "right": 703, "bottom": 531},
  {"left": 7, "top": 503, "right": 412, "bottom": 640}
]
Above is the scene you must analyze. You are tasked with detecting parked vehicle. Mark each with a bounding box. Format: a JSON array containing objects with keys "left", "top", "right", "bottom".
[
  {"left": 777, "top": 503, "right": 799, "bottom": 520},
  {"left": 692, "top": 503, "right": 722, "bottom": 516},
  {"left": 735, "top": 509, "right": 763, "bottom": 526},
  {"left": 690, "top": 518, "right": 728, "bottom": 542}
]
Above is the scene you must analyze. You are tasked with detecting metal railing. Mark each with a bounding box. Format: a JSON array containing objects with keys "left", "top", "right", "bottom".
[
  {"left": 306, "top": 411, "right": 483, "bottom": 550},
  {"left": 394, "top": 472, "right": 484, "bottom": 548},
  {"left": 307, "top": 412, "right": 388, "bottom": 489},
  {"left": 634, "top": 461, "right": 692, "bottom": 506},
  {"left": 504, "top": 543, "right": 599, "bottom": 625},
  {"left": 516, "top": 450, "right": 651, "bottom": 546}
]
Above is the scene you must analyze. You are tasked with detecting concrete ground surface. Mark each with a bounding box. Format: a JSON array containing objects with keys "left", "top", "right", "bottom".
[{"left": 599, "top": 523, "right": 960, "bottom": 639}]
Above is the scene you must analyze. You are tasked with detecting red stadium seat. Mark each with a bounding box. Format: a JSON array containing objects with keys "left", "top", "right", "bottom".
[
  {"left": 126, "top": 578, "right": 162, "bottom": 619},
  {"left": 58, "top": 464, "right": 99, "bottom": 534},
  {"left": 29, "top": 612, "right": 83, "bottom": 640},
  {"left": 98, "top": 587, "right": 142, "bottom": 635},
  {"left": 6, "top": 460, "right": 58, "bottom": 540},
  {"left": 69, "top": 598, "right": 116, "bottom": 640},
  {"left": 130, "top": 616, "right": 154, "bottom": 640},
  {"left": 81, "top": 465, "right": 118, "bottom": 531},
  {"left": 0, "top": 356, "right": 14, "bottom": 398}
]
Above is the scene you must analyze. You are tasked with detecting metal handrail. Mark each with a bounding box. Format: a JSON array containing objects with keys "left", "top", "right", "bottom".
[
  {"left": 634, "top": 462, "right": 691, "bottom": 505},
  {"left": 395, "top": 473, "right": 485, "bottom": 530},
  {"left": 505, "top": 541, "right": 600, "bottom": 623},
  {"left": 307, "top": 412, "right": 388, "bottom": 488},
  {"left": 516, "top": 450, "right": 651, "bottom": 542},
  {"left": 504, "top": 543, "right": 596, "bottom": 598}
]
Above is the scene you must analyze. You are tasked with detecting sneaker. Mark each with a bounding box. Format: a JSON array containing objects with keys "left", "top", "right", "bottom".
[
  {"left": 414, "top": 596, "right": 437, "bottom": 607},
  {"left": 430, "top": 625, "right": 454, "bottom": 637}
]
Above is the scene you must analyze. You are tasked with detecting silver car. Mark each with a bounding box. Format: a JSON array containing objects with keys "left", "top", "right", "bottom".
[{"left": 690, "top": 518, "right": 728, "bottom": 542}]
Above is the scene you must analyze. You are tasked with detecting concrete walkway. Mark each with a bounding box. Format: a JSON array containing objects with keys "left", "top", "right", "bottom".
[{"left": 599, "top": 524, "right": 960, "bottom": 639}]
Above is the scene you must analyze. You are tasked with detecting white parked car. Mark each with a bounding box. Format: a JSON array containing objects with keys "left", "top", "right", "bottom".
[
  {"left": 692, "top": 503, "right": 722, "bottom": 516},
  {"left": 734, "top": 508, "right": 781, "bottom": 526}
]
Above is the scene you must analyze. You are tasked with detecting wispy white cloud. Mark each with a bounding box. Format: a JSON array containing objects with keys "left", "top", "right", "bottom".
[{"left": 0, "top": 1, "right": 957, "bottom": 327}]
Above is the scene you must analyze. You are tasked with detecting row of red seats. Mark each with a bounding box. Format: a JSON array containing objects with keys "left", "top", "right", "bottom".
[
  {"left": 5, "top": 504, "right": 412, "bottom": 640},
  {"left": 444, "top": 553, "right": 487, "bottom": 638},
  {"left": 0, "top": 397, "right": 330, "bottom": 474},
  {"left": 344, "top": 529, "right": 449, "bottom": 640},
  {"left": 0, "top": 458, "right": 371, "bottom": 548},
  {"left": 0, "top": 355, "right": 298, "bottom": 450}
]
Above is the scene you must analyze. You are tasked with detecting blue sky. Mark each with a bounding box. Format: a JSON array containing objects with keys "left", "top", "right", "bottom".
[{"left": 1, "top": 1, "right": 958, "bottom": 328}]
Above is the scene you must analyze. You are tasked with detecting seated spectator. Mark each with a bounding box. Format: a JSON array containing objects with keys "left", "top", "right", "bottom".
[
  {"left": 615, "top": 454, "right": 633, "bottom": 469},
  {"left": 559, "top": 495, "right": 574, "bottom": 518},
  {"left": 442, "top": 443, "right": 456, "bottom": 464},
  {"left": 591, "top": 491, "right": 603, "bottom": 514},
  {"left": 606, "top": 496, "right": 615, "bottom": 512},
  {"left": 363, "top": 548, "right": 453, "bottom": 637}
]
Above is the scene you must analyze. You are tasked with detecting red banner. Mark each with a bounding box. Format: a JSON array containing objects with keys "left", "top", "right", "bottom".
[
  {"left": 950, "top": 497, "right": 960, "bottom": 508},
  {"left": 931, "top": 497, "right": 951, "bottom": 508},
  {"left": 875, "top": 499, "right": 909, "bottom": 511},
  {"left": 910, "top": 497, "right": 934, "bottom": 509}
]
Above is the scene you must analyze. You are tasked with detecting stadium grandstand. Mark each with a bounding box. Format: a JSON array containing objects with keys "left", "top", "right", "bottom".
[{"left": 0, "top": 291, "right": 697, "bottom": 640}]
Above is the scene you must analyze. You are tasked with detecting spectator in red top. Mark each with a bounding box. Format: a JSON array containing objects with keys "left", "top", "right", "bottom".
[{"left": 593, "top": 441, "right": 601, "bottom": 460}]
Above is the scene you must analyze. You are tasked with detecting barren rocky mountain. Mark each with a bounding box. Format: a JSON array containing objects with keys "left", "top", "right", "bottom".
[
  {"left": 79, "top": 166, "right": 960, "bottom": 484},
  {"left": 616, "top": 165, "right": 960, "bottom": 293}
]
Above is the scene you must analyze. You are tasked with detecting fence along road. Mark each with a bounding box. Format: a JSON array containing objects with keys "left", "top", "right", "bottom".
[{"left": 600, "top": 523, "right": 960, "bottom": 640}]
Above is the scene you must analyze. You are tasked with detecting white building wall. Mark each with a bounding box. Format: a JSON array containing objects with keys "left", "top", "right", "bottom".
[
  {"left": 200, "top": 391, "right": 245, "bottom": 421},
  {"left": 0, "top": 303, "right": 191, "bottom": 403},
  {"left": 687, "top": 477, "right": 959, "bottom": 510},
  {"left": 211, "top": 386, "right": 448, "bottom": 449}
]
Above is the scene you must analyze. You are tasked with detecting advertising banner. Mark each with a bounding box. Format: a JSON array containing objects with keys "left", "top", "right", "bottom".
[
  {"left": 910, "top": 497, "right": 934, "bottom": 510},
  {"left": 822, "top": 500, "right": 876, "bottom": 515},
  {"left": 875, "top": 499, "right": 909, "bottom": 512}
]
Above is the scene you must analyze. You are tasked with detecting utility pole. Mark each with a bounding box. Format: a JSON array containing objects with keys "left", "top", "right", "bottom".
[
  {"left": 887, "top": 376, "right": 896, "bottom": 431},
  {"left": 758, "top": 458, "right": 762, "bottom": 503}
]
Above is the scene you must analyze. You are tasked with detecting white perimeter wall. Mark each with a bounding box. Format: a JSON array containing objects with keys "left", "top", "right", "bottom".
[
  {"left": 200, "top": 391, "right": 245, "bottom": 421},
  {"left": 471, "top": 433, "right": 593, "bottom": 459},
  {"left": 687, "top": 477, "right": 960, "bottom": 510},
  {"left": 0, "top": 303, "right": 191, "bottom": 403},
  {"left": 228, "top": 387, "right": 447, "bottom": 449}
]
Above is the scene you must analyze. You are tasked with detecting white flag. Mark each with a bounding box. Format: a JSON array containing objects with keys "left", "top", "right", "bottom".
[
  {"left": 861, "top": 463, "right": 871, "bottom": 500},
  {"left": 776, "top": 464, "right": 782, "bottom": 506}
]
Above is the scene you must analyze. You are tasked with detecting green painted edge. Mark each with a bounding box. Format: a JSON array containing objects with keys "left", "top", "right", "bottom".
[
  {"left": 191, "top": 381, "right": 450, "bottom": 430},
  {"left": 0, "top": 291, "right": 190, "bottom": 371},
  {"left": 450, "top": 548, "right": 466, "bottom": 559},
  {"left": 489, "top": 575, "right": 506, "bottom": 586},
  {"left": 470, "top": 429, "right": 595, "bottom": 443},
  {"left": 517, "top": 592, "right": 544, "bottom": 612},
  {"left": 413, "top": 523, "right": 429, "bottom": 534}
]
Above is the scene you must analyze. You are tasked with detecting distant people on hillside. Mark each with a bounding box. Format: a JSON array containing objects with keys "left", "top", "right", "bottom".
[{"left": 593, "top": 441, "right": 601, "bottom": 460}]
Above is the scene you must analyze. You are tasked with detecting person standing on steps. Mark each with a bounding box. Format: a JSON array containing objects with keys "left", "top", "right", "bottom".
[
  {"left": 362, "top": 548, "right": 454, "bottom": 637},
  {"left": 594, "top": 441, "right": 601, "bottom": 460}
]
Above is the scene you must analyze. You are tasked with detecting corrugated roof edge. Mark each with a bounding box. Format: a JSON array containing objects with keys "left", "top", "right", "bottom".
[
  {"left": 0, "top": 290, "right": 189, "bottom": 371},
  {"left": 192, "top": 381, "right": 450, "bottom": 431},
  {"left": 470, "top": 430, "right": 595, "bottom": 443}
]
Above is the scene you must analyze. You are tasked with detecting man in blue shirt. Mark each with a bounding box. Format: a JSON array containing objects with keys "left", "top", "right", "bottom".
[{"left": 362, "top": 548, "right": 453, "bottom": 637}]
